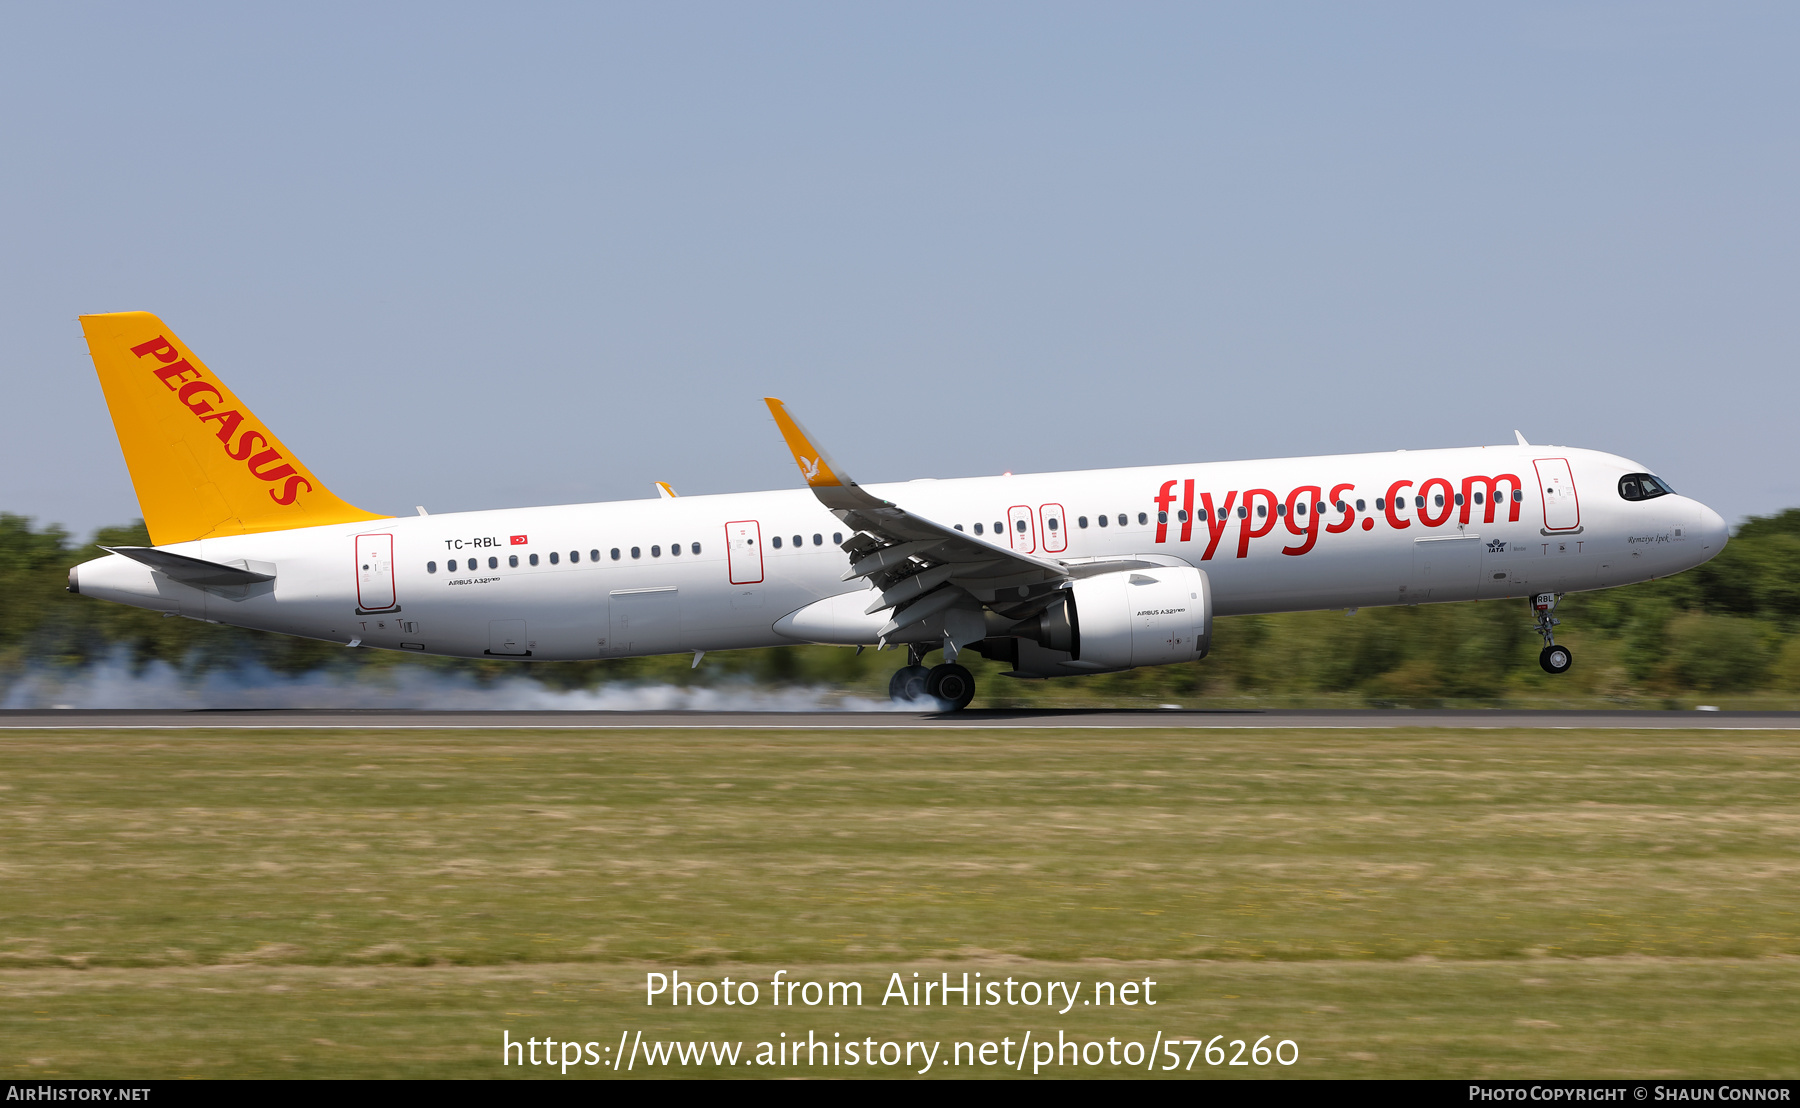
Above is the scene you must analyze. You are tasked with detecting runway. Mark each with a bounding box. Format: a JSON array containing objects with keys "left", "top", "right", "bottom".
[{"left": 1, "top": 707, "right": 1796, "bottom": 729}]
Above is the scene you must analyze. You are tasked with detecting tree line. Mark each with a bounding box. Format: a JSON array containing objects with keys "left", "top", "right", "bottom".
[{"left": 3, "top": 511, "right": 1796, "bottom": 706}]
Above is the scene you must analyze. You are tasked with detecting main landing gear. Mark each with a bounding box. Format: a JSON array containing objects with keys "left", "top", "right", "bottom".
[
  {"left": 1532, "top": 593, "right": 1573, "bottom": 675},
  {"left": 887, "top": 644, "right": 978, "bottom": 711}
]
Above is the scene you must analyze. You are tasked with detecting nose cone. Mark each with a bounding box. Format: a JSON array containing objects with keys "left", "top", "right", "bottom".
[{"left": 1696, "top": 502, "right": 1728, "bottom": 553}]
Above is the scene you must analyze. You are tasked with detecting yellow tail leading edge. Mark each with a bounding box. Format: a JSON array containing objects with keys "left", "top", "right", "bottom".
[{"left": 80, "top": 312, "right": 387, "bottom": 545}]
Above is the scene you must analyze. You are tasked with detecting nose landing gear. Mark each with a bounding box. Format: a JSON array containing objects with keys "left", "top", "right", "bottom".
[{"left": 1532, "top": 593, "right": 1573, "bottom": 674}]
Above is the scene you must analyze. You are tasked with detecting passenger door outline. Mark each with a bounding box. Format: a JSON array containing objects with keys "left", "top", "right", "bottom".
[
  {"left": 1534, "top": 458, "right": 1582, "bottom": 532},
  {"left": 725, "top": 520, "right": 764, "bottom": 584},
  {"left": 355, "top": 533, "right": 396, "bottom": 611}
]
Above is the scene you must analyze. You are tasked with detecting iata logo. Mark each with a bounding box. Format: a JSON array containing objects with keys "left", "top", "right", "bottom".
[
  {"left": 1487, "top": 539, "right": 1507, "bottom": 552},
  {"left": 129, "top": 335, "right": 313, "bottom": 507}
]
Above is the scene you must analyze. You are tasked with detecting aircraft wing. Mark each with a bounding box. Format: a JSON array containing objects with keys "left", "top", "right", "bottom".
[{"left": 764, "top": 398, "right": 1080, "bottom": 636}]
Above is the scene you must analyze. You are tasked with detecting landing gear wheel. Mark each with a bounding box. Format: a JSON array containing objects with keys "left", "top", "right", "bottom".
[
  {"left": 925, "top": 663, "right": 977, "bottom": 711},
  {"left": 888, "top": 665, "right": 930, "bottom": 703},
  {"left": 1539, "top": 645, "right": 1573, "bottom": 675}
]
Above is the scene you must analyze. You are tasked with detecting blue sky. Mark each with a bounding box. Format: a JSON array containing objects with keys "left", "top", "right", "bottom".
[{"left": 3, "top": 3, "right": 1795, "bottom": 537}]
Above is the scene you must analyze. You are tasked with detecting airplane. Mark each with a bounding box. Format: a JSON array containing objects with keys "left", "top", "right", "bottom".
[{"left": 67, "top": 312, "right": 1729, "bottom": 710}]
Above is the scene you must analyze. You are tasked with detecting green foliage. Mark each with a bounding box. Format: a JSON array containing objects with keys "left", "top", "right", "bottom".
[{"left": 4, "top": 510, "right": 1800, "bottom": 706}]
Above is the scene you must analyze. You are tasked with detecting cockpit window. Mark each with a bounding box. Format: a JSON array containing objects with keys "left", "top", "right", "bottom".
[{"left": 1619, "top": 472, "right": 1674, "bottom": 501}]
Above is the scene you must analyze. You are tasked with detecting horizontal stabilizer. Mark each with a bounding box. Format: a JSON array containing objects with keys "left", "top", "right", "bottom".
[{"left": 101, "top": 546, "right": 275, "bottom": 588}]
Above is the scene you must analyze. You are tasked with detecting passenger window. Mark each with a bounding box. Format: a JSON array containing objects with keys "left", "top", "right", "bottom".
[
  {"left": 427, "top": 561, "right": 437, "bottom": 573},
  {"left": 1077, "top": 516, "right": 1088, "bottom": 529},
  {"left": 1256, "top": 505, "right": 1267, "bottom": 518},
  {"left": 792, "top": 535, "right": 802, "bottom": 547},
  {"left": 691, "top": 542, "right": 701, "bottom": 555},
  {"left": 1157, "top": 511, "right": 1168, "bottom": 524},
  {"left": 1375, "top": 498, "right": 1384, "bottom": 511},
  {"left": 549, "top": 552, "right": 559, "bottom": 565},
  {"left": 1294, "top": 503, "right": 1304, "bottom": 516},
  {"left": 1453, "top": 493, "right": 1463, "bottom": 506},
  {"left": 651, "top": 545, "right": 661, "bottom": 557},
  {"left": 670, "top": 542, "right": 680, "bottom": 556},
  {"left": 610, "top": 548, "right": 621, "bottom": 561},
  {"left": 1315, "top": 501, "right": 1326, "bottom": 513},
  {"left": 630, "top": 547, "right": 641, "bottom": 559},
  {"left": 1136, "top": 512, "right": 1147, "bottom": 525},
  {"left": 1117, "top": 514, "right": 1127, "bottom": 526},
  {"left": 954, "top": 524, "right": 964, "bottom": 531},
  {"left": 1415, "top": 496, "right": 1425, "bottom": 509},
  {"left": 509, "top": 555, "right": 519, "bottom": 568},
  {"left": 1473, "top": 492, "right": 1484, "bottom": 505},
  {"left": 772, "top": 536, "right": 783, "bottom": 549},
  {"left": 1355, "top": 499, "right": 1366, "bottom": 511},
  {"left": 1047, "top": 517, "right": 1059, "bottom": 531},
  {"left": 1097, "top": 515, "right": 1107, "bottom": 528},
  {"left": 589, "top": 550, "right": 598, "bottom": 562},
  {"left": 813, "top": 534, "right": 823, "bottom": 545},
  {"left": 1015, "top": 519, "right": 1027, "bottom": 532},
  {"left": 973, "top": 523, "right": 983, "bottom": 535},
  {"left": 1176, "top": 509, "right": 1187, "bottom": 522},
  {"left": 1435, "top": 494, "right": 1444, "bottom": 508},
  {"left": 1334, "top": 500, "right": 1345, "bottom": 512},
  {"left": 831, "top": 533, "right": 842, "bottom": 544},
  {"left": 529, "top": 553, "right": 539, "bottom": 566},
  {"left": 994, "top": 521, "right": 1004, "bottom": 534},
  {"left": 1513, "top": 489, "right": 1524, "bottom": 502},
  {"left": 1197, "top": 508, "right": 1208, "bottom": 521},
  {"left": 488, "top": 556, "right": 498, "bottom": 569},
  {"left": 1276, "top": 504, "right": 1287, "bottom": 517}
]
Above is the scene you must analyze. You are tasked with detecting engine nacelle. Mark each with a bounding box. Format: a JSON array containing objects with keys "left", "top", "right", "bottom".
[{"left": 1007, "top": 565, "right": 1211, "bottom": 676}]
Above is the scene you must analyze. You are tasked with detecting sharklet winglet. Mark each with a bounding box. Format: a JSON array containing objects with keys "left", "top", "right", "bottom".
[{"left": 762, "top": 397, "right": 893, "bottom": 514}]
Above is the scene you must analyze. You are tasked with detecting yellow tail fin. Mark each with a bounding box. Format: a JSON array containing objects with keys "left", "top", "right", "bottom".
[{"left": 80, "top": 311, "right": 387, "bottom": 545}]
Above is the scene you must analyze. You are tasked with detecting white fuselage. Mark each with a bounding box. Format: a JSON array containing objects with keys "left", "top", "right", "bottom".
[{"left": 73, "top": 444, "right": 1728, "bottom": 664}]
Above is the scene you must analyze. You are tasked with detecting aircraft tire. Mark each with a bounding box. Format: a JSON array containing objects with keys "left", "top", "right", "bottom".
[
  {"left": 1539, "top": 645, "right": 1573, "bottom": 675},
  {"left": 925, "top": 663, "right": 977, "bottom": 711},
  {"left": 889, "top": 665, "right": 931, "bottom": 703}
]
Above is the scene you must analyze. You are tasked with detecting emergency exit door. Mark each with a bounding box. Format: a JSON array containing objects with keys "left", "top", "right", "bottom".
[
  {"left": 1039, "top": 503, "right": 1067, "bottom": 553},
  {"left": 355, "top": 533, "right": 396, "bottom": 611},
  {"left": 1534, "top": 459, "right": 1582, "bottom": 531},
  {"left": 1007, "top": 505, "right": 1036, "bottom": 553}
]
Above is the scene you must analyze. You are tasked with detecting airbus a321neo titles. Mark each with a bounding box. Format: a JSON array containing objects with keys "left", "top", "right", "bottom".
[{"left": 67, "top": 313, "right": 1729, "bottom": 710}]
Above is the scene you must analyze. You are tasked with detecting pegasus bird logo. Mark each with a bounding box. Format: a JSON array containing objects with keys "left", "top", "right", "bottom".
[{"left": 800, "top": 455, "right": 822, "bottom": 482}]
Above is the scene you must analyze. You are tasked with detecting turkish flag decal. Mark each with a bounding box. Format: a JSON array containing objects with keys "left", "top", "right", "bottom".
[{"left": 510, "top": 535, "right": 528, "bottom": 545}]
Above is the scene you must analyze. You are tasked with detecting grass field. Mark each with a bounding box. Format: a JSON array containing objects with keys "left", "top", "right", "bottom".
[{"left": 2, "top": 726, "right": 1797, "bottom": 1078}]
